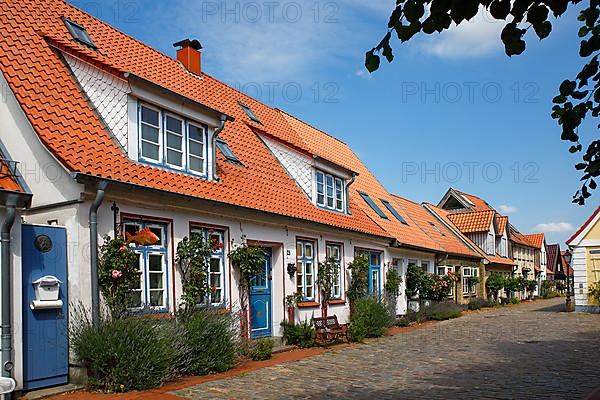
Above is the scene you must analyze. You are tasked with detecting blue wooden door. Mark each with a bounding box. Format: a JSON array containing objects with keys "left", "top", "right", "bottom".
[
  {"left": 367, "top": 252, "right": 381, "bottom": 298},
  {"left": 22, "top": 225, "right": 68, "bottom": 391},
  {"left": 250, "top": 249, "right": 272, "bottom": 338}
]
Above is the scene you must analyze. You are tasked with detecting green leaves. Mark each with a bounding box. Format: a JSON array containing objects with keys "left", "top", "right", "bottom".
[
  {"left": 368, "top": 0, "right": 599, "bottom": 204},
  {"left": 365, "top": 50, "right": 381, "bottom": 73},
  {"left": 501, "top": 23, "right": 526, "bottom": 56}
]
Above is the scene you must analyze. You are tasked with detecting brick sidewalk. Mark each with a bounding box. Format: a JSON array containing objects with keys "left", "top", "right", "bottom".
[{"left": 44, "top": 299, "right": 599, "bottom": 400}]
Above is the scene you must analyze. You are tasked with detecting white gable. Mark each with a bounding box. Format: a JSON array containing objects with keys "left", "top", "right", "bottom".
[
  {"left": 259, "top": 135, "right": 313, "bottom": 199},
  {"left": 63, "top": 53, "right": 129, "bottom": 150}
]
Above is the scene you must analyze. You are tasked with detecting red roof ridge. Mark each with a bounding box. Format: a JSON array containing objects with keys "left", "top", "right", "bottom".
[
  {"left": 566, "top": 206, "right": 600, "bottom": 245},
  {"left": 277, "top": 108, "right": 348, "bottom": 146}
]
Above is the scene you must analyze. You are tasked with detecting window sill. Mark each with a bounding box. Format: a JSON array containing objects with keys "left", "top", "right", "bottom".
[
  {"left": 297, "top": 301, "right": 320, "bottom": 308},
  {"left": 327, "top": 299, "right": 346, "bottom": 305}
]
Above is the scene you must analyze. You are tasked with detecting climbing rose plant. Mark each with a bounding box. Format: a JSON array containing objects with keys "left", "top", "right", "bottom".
[
  {"left": 175, "top": 232, "right": 213, "bottom": 313},
  {"left": 98, "top": 236, "right": 140, "bottom": 319},
  {"left": 346, "top": 256, "right": 370, "bottom": 306},
  {"left": 317, "top": 257, "right": 341, "bottom": 312},
  {"left": 421, "top": 272, "right": 459, "bottom": 302}
]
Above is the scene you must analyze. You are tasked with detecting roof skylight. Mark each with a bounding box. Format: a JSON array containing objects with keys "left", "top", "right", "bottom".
[
  {"left": 239, "top": 103, "right": 261, "bottom": 124},
  {"left": 381, "top": 199, "right": 408, "bottom": 225},
  {"left": 359, "top": 192, "right": 388, "bottom": 219},
  {"left": 63, "top": 18, "right": 97, "bottom": 49}
]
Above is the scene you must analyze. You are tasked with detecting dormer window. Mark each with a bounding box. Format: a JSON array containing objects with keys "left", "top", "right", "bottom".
[
  {"left": 63, "top": 18, "right": 97, "bottom": 50},
  {"left": 139, "top": 102, "right": 207, "bottom": 176},
  {"left": 316, "top": 170, "right": 345, "bottom": 212}
]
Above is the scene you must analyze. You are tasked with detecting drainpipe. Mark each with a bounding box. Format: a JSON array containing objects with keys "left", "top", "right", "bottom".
[
  {"left": 1, "top": 194, "right": 18, "bottom": 396},
  {"left": 212, "top": 115, "right": 228, "bottom": 181},
  {"left": 89, "top": 181, "right": 108, "bottom": 327},
  {"left": 345, "top": 173, "right": 357, "bottom": 214}
]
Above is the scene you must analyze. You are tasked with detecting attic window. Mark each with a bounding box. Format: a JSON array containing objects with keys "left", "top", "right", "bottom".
[
  {"left": 359, "top": 192, "right": 388, "bottom": 219},
  {"left": 239, "top": 103, "right": 261, "bottom": 124},
  {"left": 429, "top": 222, "right": 446, "bottom": 236},
  {"left": 216, "top": 139, "right": 241, "bottom": 164},
  {"left": 63, "top": 18, "right": 97, "bottom": 49},
  {"left": 381, "top": 200, "right": 408, "bottom": 225}
]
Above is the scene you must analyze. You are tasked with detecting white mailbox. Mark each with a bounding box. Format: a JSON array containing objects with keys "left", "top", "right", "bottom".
[{"left": 30, "top": 275, "right": 63, "bottom": 310}]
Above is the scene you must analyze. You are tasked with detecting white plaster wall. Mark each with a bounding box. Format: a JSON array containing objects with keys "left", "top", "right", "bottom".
[
  {"left": 63, "top": 54, "right": 129, "bottom": 150},
  {"left": 0, "top": 72, "right": 82, "bottom": 207},
  {"left": 260, "top": 135, "right": 313, "bottom": 200}
]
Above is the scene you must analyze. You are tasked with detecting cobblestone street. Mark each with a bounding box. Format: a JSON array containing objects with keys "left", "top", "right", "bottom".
[{"left": 173, "top": 299, "right": 600, "bottom": 400}]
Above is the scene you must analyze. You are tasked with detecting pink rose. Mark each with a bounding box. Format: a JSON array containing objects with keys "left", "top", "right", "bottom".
[
  {"left": 119, "top": 245, "right": 127, "bottom": 252},
  {"left": 111, "top": 270, "right": 123, "bottom": 280}
]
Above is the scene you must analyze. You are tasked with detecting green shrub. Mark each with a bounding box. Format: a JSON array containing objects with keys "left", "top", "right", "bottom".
[
  {"left": 249, "top": 338, "right": 275, "bottom": 361},
  {"left": 509, "top": 297, "right": 521, "bottom": 304},
  {"left": 184, "top": 310, "right": 239, "bottom": 375},
  {"left": 71, "top": 312, "right": 184, "bottom": 392},
  {"left": 467, "top": 299, "right": 482, "bottom": 310},
  {"left": 281, "top": 320, "right": 315, "bottom": 348},
  {"left": 542, "top": 290, "right": 560, "bottom": 299},
  {"left": 418, "top": 301, "right": 462, "bottom": 321},
  {"left": 349, "top": 297, "right": 394, "bottom": 342}
]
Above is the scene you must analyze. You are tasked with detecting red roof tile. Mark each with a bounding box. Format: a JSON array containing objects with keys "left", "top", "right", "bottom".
[
  {"left": 424, "top": 204, "right": 515, "bottom": 267},
  {"left": 566, "top": 206, "right": 600, "bottom": 245},
  {"left": 0, "top": 160, "right": 23, "bottom": 193},
  {"left": 510, "top": 226, "right": 537, "bottom": 248},
  {"left": 496, "top": 215, "right": 508, "bottom": 236},
  {"left": 446, "top": 210, "right": 495, "bottom": 233},
  {"left": 0, "top": 0, "right": 390, "bottom": 237},
  {"left": 524, "top": 233, "right": 545, "bottom": 249},
  {"left": 453, "top": 189, "right": 494, "bottom": 211}
]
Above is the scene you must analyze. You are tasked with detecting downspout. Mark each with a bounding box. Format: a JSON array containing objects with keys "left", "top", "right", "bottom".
[
  {"left": 345, "top": 173, "right": 357, "bottom": 214},
  {"left": 89, "top": 181, "right": 108, "bottom": 327},
  {"left": 212, "top": 115, "right": 228, "bottom": 181},
  {"left": 1, "top": 194, "right": 18, "bottom": 395}
]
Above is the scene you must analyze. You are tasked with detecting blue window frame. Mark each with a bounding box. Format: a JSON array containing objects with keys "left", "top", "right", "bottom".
[
  {"left": 356, "top": 249, "right": 381, "bottom": 297},
  {"left": 63, "top": 18, "right": 97, "bottom": 49},
  {"left": 190, "top": 227, "right": 227, "bottom": 306},
  {"left": 239, "top": 103, "right": 261, "bottom": 124},
  {"left": 216, "top": 139, "right": 241, "bottom": 164},
  {"left": 381, "top": 199, "right": 408, "bottom": 225},
  {"left": 123, "top": 221, "right": 169, "bottom": 311},
  {"left": 359, "top": 192, "right": 388, "bottom": 219},
  {"left": 296, "top": 239, "right": 315, "bottom": 301},
  {"left": 138, "top": 102, "right": 208, "bottom": 176},
  {"left": 316, "top": 170, "right": 345, "bottom": 212}
]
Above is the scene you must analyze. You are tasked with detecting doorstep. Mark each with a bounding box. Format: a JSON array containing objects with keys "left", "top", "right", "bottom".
[{"left": 19, "top": 384, "right": 83, "bottom": 400}]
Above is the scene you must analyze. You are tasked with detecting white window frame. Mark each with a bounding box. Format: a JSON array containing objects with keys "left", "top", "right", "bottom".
[
  {"left": 124, "top": 221, "right": 169, "bottom": 311},
  {"left": 138, "top": 101, "right": 208, "bottom": 177},
  {"left": 326, "top": 243, "right": 343, "bottom": 299},
  {"left": 462, "top": 266, "right": 472, "bottom": 295},
  {"left": 437, "top": 266, "right": 454, "bottom": 297},
  {"left": 191, "top": 227, "right": 227, "bottom": 307},
  {"left": 297, "top": 240, "right": 316, "bottom": 301},
  {"left": 315, "top": 170, "right": 345, "bottom": 212},
  {"left": 139, "top": 103, "right": 163, "bottom": 165},
  {"left": 164, "top": 112, "right": 185, "bottom": 170}
]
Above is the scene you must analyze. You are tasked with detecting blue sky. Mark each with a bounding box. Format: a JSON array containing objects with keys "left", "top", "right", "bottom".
[{"left": 69, "top": 0, "right": 598, "bottom": 246}]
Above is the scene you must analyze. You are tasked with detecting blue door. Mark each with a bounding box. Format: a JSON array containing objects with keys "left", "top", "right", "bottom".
[
  {"left": 250, "top": 249, "right": 272, "bottom": 338},
  {"left": 367, "top": 252, "right": 381, "bottom": 298},
  {"left": 22, "top": 225, "right": 68, "bottom": 391}
]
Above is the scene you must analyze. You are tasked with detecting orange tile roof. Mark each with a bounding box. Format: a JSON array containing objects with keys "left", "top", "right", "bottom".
[
  {"left": 510, "top": 226, "right": 537, "bottom": 248},
  {"left": 391, "top": 195, "right": 480, "bottom": 258},
  {"left": 0, "top": 0, "right": 392, "bottom": 238},
  {"left": 566, "top": 206, "right": 600, "bottom": 245},
  {"left": 453, "top": 189, "right": 494, "bottom": 211},
  {"left": 0, "top": 160, "right": 23, "bottom": 193},
  {"left": 446, "top": 210, "right": 495, "bottom": 233},
  {"left": 425, "top": 204, "right": 515, "bottom": 267},
  {"left": 496, "top": 215, "right": 508, "bottom": 236},
  {"left": 524, "top": 233, "right": 545, "bottom": 249}
]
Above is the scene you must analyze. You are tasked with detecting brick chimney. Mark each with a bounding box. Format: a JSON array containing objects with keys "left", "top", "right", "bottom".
[{"left": 173, "top": 39, "right": 203, "bottom": 75}]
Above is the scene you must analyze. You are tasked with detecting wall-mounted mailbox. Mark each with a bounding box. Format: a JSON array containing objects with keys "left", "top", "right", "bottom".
[{"left": 30, "top": 275, "right": 63, "bottom": 310}]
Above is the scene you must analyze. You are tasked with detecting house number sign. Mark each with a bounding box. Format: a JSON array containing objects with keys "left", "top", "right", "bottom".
[{"left": 35, "top": 235, "right": 53, "bottom": 253}]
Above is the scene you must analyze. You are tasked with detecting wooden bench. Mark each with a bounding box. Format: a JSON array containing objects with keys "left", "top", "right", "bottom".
[{"left": 312, "top": 315, "right": 348, "bottom": 346}]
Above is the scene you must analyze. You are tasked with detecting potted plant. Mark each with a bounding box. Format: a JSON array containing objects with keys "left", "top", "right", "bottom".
[{"left": 285, "top": 292, "right": 303, "bottom": 324}]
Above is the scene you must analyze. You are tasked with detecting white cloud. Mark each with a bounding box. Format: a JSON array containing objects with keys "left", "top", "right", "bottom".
[
  {"left": 355, "top": 69, "right": 373, "bottom": 80},
  {"left": 499, "top": 205, "right": 518, "bottom": 214},
  {"left": 533, "top": 222, "right": 574, "bottom": 233},
  {"left": 418, "top": 8, "right": 504, "bottom": 59}
]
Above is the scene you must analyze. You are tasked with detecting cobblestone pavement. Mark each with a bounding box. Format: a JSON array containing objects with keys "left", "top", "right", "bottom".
[{"left": 173, "top": 299, "right": 600, "bottom": 400}]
